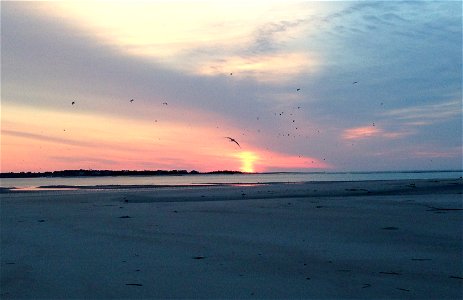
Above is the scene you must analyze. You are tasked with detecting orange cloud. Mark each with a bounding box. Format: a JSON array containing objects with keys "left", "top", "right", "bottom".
[
  {"left": 342, "top": 125, "right": 414, "bottom": 141},
  {"left": 342, "top": 126, "right": 381, "bottom": 140}
]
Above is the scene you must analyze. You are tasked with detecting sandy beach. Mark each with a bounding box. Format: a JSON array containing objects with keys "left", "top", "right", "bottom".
[{"left": 1, "top": 179, "right": 462, "bottom": 299}]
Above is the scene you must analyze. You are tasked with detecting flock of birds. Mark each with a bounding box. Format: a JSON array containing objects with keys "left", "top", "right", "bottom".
[
  {"left": 70, "top": 96, "right": 245, "bottom": 149},
  {"left": 69, "top": 77, "right": 363, "bottom": 154}
]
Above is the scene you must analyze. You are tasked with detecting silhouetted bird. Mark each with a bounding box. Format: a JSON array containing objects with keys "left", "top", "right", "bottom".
[
  {"left": 353, "top": 81, "right": 358, "bottom": 84},
  {"left": 162, "top": 102, "right": 168, "bottom": 105},
  {"left": 225, "top": 137, "right": 241, "bottom": 148},
  {"left": 296, "top": 88, "right": 301, "bottom": 91},
  {"left": 130, "top": 99, "right": 134, "bottom": 103},
  {"left": 71, "top": 101, "right": 75, "bottom": 105}
]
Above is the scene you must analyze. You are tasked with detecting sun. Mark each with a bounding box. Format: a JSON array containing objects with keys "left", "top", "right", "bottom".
[{"left": 238, "top": 151, "right": 259, "bottom": 173}]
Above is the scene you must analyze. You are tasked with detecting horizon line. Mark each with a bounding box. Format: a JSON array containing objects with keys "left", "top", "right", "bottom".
[{"left": 1, "top": 168, "right": 461, "bottom": 177}]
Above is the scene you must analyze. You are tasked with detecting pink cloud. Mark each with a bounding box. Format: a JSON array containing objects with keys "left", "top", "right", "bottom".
[
  {"left": 342, "top": 126, "right": 381, "bottom": 140},
  {"left": 342, "top": 126, "right": 413, "bottom": 140}
]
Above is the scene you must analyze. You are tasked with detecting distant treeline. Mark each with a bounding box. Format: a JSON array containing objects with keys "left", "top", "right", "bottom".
[{"left": 0, "top": 169, "right": 243, "bottom": 178}]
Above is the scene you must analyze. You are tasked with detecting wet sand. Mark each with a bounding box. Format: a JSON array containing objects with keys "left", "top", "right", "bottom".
[{"left": 1, "top": 179, "right": 462, "bottom": 299}]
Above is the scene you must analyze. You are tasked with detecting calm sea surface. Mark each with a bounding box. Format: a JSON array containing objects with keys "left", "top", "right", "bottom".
[{"left": 1, "top": 171, "right": 461, "bottom": 189}]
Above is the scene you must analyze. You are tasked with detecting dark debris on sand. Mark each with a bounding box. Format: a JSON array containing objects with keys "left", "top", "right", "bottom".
[
  {"left": 382, "top": 226, "right": 399, "bottom": 230},
  {"left": 379, "top": 271, "right": 401, "bottom": 275}
]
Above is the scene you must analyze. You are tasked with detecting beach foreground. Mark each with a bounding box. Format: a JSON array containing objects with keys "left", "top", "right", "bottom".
[{"left": 1, "top": 179, "right": 462, "bottom": 299}]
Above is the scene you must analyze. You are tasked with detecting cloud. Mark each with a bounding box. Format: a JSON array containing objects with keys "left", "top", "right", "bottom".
[
  {"left": 50, "top": 155, "right": 120, "bottom": 166},
  {"left": 12, "top": 1, "right": 323, "bottom": 83},
  {"left": 1, "top": 4, "right": 242, "bottom": 121},
  {"left": 1, "top": 129, "right": 98, "bottom": 148},
  {"left": 250, "top": 18, "right": 308, "bottom": 54},
  {"left": 2, "top": 1, "right": 461, "bottom": 172},
  {"left": 342, "top": 125, "right": 413, "bottom": 141},
  {"left": 342, "top": 126, "right": 381, "bottom": 140},
  {"left": 196, "top": 52, "right": 320, "bottom": 83},
  {"left": 414, "top": 149, "right": 462, "bottom": 159},
  {"left": 318, "top": 1, "right": 456, "bottom": 38},
  {"left": 382, "top": 100, "right": 462, "bottom": 124},
  {"left": 25, "top": 3, "right": 309, "bottom": 68}
]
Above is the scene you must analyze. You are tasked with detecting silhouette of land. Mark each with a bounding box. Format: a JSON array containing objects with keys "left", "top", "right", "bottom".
[{"left": 0, "top": 169, "right": 242, "bottom": 178}]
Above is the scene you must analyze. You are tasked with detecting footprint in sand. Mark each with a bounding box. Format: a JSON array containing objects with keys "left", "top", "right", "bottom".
[{"left": 382, "top": 226, "right": 399, "bottom": 230}]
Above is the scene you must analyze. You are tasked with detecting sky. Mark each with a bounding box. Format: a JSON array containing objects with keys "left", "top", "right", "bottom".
[{"left": 1, "top": 1, "right": 462, "bottom": 173}]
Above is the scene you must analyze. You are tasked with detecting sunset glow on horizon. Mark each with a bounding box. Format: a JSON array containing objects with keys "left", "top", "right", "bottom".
[{"left": 1, "top": 1, "right": 461, "bottom": 173}]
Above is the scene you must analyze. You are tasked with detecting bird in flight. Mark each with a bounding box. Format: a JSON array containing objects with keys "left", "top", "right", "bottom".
[
  {"left": 130, "top": 99, "right": 134, "bottom": 103},
  {"left": 296, "top": 88, "right": 301, "bottom": 91},
  {"left": 225, "top": 137, "right": 241, "bottom": 148},
  {"left": 162, "top": 102, "right": 168, "bottom": 105},
  {"left": 353, "top": 81, "right": 358, "bottom": 84},
  {"left": 71, "top": 101, "right": 75, "bottom": 105}
]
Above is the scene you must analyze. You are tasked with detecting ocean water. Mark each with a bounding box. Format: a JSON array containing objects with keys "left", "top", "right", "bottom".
[{"left": 1, "top": 170, "right": 461, "bottom": 189}]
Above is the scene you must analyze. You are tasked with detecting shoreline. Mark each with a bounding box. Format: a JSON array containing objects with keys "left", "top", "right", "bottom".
[
  {"left": 2, "top": 178, "right": 462, "bottom": 198},
  {"left": 1, "top": 179, "right": 462, "bottom": 298},
  {"left": 1, "top": 170, "right": 461, "bottom": 191}
]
